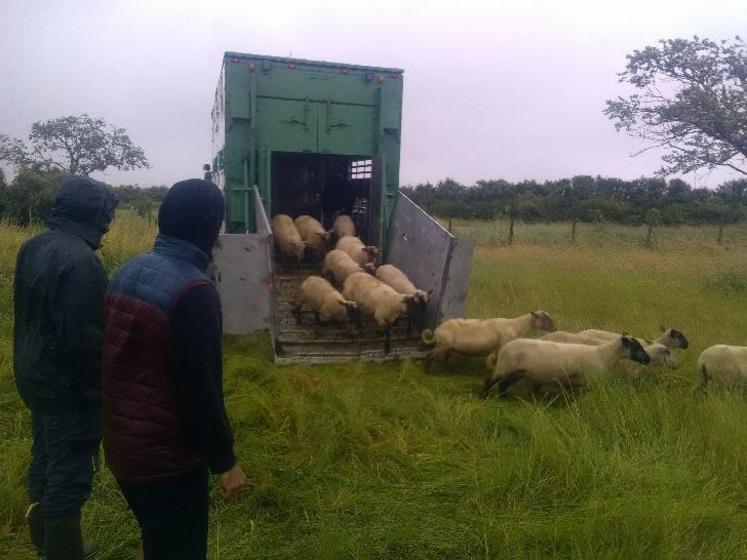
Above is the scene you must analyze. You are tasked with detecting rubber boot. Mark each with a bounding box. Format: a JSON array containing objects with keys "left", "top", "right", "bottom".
[
  {"left": 26, "top": 502, "right": 45, "bottom": 556},
  {"left": 44, "top": 513, "right": 85, "bottom": 560}
]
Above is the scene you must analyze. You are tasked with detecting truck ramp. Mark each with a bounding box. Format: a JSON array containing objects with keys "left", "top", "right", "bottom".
[{"left": 272, "top": 263, "right": 427, "bottom": 364}]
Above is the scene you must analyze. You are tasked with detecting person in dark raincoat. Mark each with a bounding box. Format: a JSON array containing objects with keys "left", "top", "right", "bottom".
[
  {"left": 102, "top": 179, "right": 246, "bottom": 560},
  {"left": 13, "top": 175, "right": 118, "bottom": 559}
]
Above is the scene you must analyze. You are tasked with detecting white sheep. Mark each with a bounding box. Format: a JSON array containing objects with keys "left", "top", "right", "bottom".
[
  {"left": 421, "top": 311, "right": 557, "bottom": 360},
  {"left": 295, "top": 215, "right": 332, "bottom": 257},
  {"left": 578, "top": 326, "right": 689, "bottom": 349},
  {"left": 321, "top": 249, "right": 374, "bottom": 286},
  {"left": 336, "top": 235, "right": 379, "bottom": 266},
  {"left": 271, "top": 214, "right": 305, "bottom": 261},
  {"left": 293, "top": 275, "right": 359, "bottom": 323},
  {"left": 540, "top": 330, "right": 679, "bottom": 378},
  {"left": 541, "top": 330, "right": 607, "bottom": 345},
  {"left": 331, "top": 214, "right": 356, "bottom": 240},
  {"left": 698, "top": 345, "right": 747, "bottom": 387},
  {"left": 343, "top": 271, "right": 416, "bottom": 353},
  {"left": 481, "top": 335, "right": 651, "bottom": 398},
  {"left": 375, "top": 264, "right": 432, "bottom": 307}
]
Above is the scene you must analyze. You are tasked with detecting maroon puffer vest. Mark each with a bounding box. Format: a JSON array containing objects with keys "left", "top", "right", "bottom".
[{"left": 102, "top": 235, "right": 208, "bottom": 482}]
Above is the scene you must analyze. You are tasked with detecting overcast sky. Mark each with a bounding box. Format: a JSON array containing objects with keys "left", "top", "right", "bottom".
[{"left": 1, "top": 0, "right": 744, "bottom": 188}]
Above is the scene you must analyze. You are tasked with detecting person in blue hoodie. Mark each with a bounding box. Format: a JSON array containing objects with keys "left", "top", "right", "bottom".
[{"left": 102, "top": 179, "right": 246, "bottom": 560}]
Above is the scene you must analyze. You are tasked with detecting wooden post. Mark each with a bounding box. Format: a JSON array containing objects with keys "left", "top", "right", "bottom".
[
  {"left": 646, "top": 223, "right": 654, "bottom": 247},
  {"left": 508, "top": 215, "right": 515, "bottom": 245},
  {"left": 447, "top": 218, "right": 453, "bottom": 233},
  {"left": 718, "top": 222, "right": 724, "bottom": 245}
]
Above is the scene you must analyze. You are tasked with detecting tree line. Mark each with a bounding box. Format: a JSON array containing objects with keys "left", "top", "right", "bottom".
[
  {"left": 0, "top": 167, "right": 166, "bottom": 226},
  {"left": 402, "top": 176, "right": 747, "bottom": 226}
]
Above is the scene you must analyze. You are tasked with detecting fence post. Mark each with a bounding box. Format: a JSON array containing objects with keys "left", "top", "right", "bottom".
[
  {"left": 508, "top": 215, "right": 515, "bottom": 245},
  {"left": 718, "top": 222, "right": 724, "bottom": 245},
  {"left": 447, "top": 218, "right": 453, "bottom": 233}
]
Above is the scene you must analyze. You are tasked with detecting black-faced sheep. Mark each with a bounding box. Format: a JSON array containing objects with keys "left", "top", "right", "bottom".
[
  {"left": 295, "top": 215, "right": 332, "bottom": 257},
  {"left": 293, "top": 275, "right": 359, "bottom": 323},
  {"left": 331, "top": 214, "right": 356, "bottom": 240},
  {"left": 336, "top": 235, "right": 379, "bottom": 267},
  {"left": 698, "top": 345, "right": 747, "bottom": 387},
  {"left": 271, "top": 214, "right": 305, "bottom": 261},
  {"left": 421, "top": 311, "right": 557, "bottom": 360},
  {"left": 343, "top": 271, "right": 417, "bottom": 353},
  {"left": 481, "top": 335, "right": 651, "bottom": 398},
  {"left": 321, "top": 249, "right": 375, "bottom": 287}
]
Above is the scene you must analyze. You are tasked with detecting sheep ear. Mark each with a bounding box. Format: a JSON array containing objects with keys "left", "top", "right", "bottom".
[
  {"left": 531, "top": 311, "right": 539, "bottom": 318},
  {"left": 621, "top": 336, "right": 631, "bottom": 347},
  {"left": 659, "top": 325, "right": 666, "bottom": 332},
  {"left": 343, "top": 300, "right": 358, "bottom": 310}
]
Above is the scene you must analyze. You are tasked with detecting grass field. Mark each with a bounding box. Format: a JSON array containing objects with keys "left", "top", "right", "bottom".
[{"left": 2, "top": 214, "right": 747, "bottom": 559}]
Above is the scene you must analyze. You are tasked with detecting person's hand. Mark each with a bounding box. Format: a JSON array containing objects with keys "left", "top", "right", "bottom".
[{"left": 219, "top": 463, "right": 247, "bottom": 499}]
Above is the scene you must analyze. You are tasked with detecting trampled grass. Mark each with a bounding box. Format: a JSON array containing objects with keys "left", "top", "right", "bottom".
[{"left": 2, "top": 215, "right": 747, "bottom": 558}]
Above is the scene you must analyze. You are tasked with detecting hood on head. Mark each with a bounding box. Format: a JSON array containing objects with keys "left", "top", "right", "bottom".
[
  {"left": 48, "top": 175, "right": 118, "bottom": 248},
  {"left": 158, "top": 179, "right": 225, "bottom": 255}
]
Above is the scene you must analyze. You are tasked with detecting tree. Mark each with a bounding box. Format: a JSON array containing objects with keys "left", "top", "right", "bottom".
[
  {"left": 604, "top": 36, "right": 746, "bottom": 176},
  {"left": 0, "top": 114, "right": 149, "bottom": 176},
  {"left": 0, "top": 167, "right": 66, "bottom": 225}
]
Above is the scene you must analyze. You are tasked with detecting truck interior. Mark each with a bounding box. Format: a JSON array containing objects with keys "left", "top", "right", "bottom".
[{"left": 270, "top": 152, "right": 374, "bottom": 242}]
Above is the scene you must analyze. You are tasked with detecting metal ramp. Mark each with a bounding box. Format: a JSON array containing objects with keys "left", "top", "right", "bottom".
[{"left": 272, "top": 262, "right": 427, "bottom": 364}]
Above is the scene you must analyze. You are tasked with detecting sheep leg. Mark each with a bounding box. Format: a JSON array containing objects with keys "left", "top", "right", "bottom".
[
  {"left": 292, "top": 302, "right": 303, "bottom": 324},
  {"left": 480, "top": 374, "right": 500, "bottom": 398},
  {"left": 428, "top": 346, "right": 451, "bottom": 360},
  {"left": 497, "top": 370, "right": 525, "bottom": 398},
  {"left": 699, "top": 364, "right": 709, "bottom": 390},
  {"left": 313, "top": 311, "right": 320, "bottom": 324},
  {"left": 384, "top": 325, "right": 392, "bottom": 354}
]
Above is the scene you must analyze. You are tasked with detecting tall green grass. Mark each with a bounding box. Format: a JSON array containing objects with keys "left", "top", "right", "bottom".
[{"left": 2, "top": 215, "right": 747, "bottom": 558}]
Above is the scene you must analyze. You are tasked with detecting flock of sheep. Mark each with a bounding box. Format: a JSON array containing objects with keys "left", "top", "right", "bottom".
[
  {"left": 270, "top": 213, "right": 431, "bottom": 352},
  {"left": 423, "top": 313, "right": 746, "bottom": 397},
  {"left": 270, "top": 214, "right": 746, "bottom": 394}
]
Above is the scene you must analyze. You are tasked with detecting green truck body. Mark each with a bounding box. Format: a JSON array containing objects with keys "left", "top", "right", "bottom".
[{"left": 211, "top": 52, "right": 404, "bottom": 246}]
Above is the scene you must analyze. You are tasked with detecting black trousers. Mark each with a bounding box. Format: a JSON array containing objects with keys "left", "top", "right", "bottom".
[
  {"left": 117, "top": 468, "right": 209, "bottom": 560},
  {"left": 28, "top": 405, "right": 99, "bottom": 517}
]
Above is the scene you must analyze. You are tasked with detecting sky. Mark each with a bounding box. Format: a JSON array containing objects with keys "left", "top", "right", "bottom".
[{"left": 0, "top": 0, "right": 744, "bottom": 188}]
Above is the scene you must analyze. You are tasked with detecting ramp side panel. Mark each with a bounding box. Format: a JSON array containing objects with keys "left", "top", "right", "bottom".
[
  {"left": 439, "top": 238, "right": 474, "bottom": 321},
  {"left": 386, "top": 192, "right": 452, "bottom": 324},
  {"left": 214, "top": 233, "right": 273, "bottom": 335}
]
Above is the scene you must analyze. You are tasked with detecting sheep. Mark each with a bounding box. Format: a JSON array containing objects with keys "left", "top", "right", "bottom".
[
  {"left": 481, "top": 335, "right": 651, "bottom": 398},
  {"left": 540, "top": 330, "right": 680, "bottom": 378},
  {"left": 375, "top": 264, "right": 432, "bottom": 307},
  {"left": 321, "top": 249, "right": 375, "bottom": 287},
  {"left": 421, "top": 311, "right": 557, "bottom": 361},
  {"left": 577, "top": 326, "right": 689, "bottom": 349},
  {"left": 295, "top": 215, "right": 332, "bottom": 257},
  {"left": 331, "top": 214, "right": 356, "bottom": 240},
  {"left": 698, "top": 345, "right": 747, "bottom": 387},
  {"left": 343, "top": 271, "right": 417, "bottom": 353},
  {"left": 336, "top": 235, "right": 379, "bottom": 266},
  {"left": 541, "top": 330, "right": 607, "bottom": 345},
  {"left": 293, "top": 275, "right": 359, "bottom": 323},
  {"left": 270, "top": 214, "right": 305, "bottom": 261}
]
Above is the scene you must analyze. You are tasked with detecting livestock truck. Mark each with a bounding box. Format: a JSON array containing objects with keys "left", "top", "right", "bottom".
[{"left": 208, "top": 51, "right": 473, "bottom": 363}]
